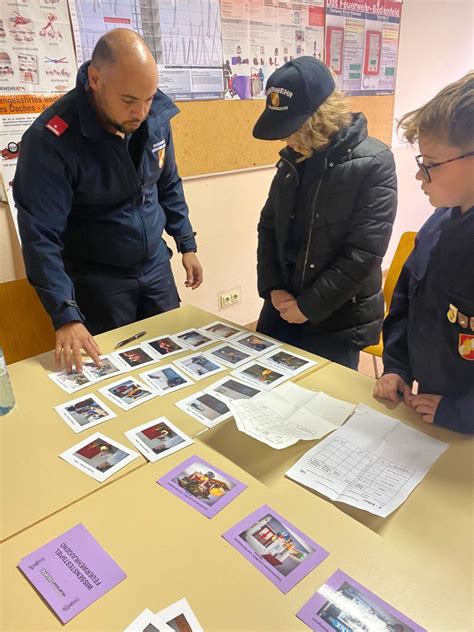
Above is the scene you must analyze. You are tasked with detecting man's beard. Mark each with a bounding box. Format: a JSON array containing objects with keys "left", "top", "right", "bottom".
[{"left": 109, "top": 118, "right": 142, "bottom": 134}]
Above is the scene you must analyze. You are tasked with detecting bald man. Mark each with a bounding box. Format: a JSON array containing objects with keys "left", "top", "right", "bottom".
[{"left": 14, "top": 29, "right": 202, "bottom": 372}]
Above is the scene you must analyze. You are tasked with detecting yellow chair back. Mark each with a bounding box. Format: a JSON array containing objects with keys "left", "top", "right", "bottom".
[
  {"left": 382, "top": 231, "right": 417, "bottom": 314},
  {"left": 363, "top": 231, "right": 417, "bottom": 362}
]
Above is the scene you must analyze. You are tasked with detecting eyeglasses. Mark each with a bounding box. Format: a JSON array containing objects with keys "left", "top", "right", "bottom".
[{"left": 415, "top": 151, "right": 474, "bottom": 183}]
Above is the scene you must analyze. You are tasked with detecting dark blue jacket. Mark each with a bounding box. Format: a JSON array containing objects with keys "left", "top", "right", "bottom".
[
  {"left": 383, "top": 206, "right": 474, "bottom": 433},
  {"left": 13, "top": 62, "right": 197, "bottom": 330}
]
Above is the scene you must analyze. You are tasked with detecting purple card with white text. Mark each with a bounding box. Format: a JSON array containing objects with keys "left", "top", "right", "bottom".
[
  {"left": 222, "top": 504, "right": 329, "bottom": 593},
  {"left": 18, "top": 523, "right": 126, "bottom": 623},
  {"left": 157, "top": 455, "right": 247, "bottom": 518},
  {"left": 297, "top": 569, "right": 426, "bottom": 632}
]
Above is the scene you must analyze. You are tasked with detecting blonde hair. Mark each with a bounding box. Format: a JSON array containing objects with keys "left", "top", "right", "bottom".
[
  {"left": 288, "top": 88, "right": 352, "bottom": 159},
  {"left": 398, "top": 70, "right": 474, "bottom": 149}
]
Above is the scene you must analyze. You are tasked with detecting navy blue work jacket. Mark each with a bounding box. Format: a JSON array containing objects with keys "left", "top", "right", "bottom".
[
  {"left": 383, "top": 206, "right": 474, "bottom": 433},
  {"left": 13, "top": 62, "right": 197, "bottom": 329}
]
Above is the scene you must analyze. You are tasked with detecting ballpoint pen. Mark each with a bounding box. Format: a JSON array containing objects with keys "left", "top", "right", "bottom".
[{"left": 114, "top": 331, "right": 147, "bottom": 349}]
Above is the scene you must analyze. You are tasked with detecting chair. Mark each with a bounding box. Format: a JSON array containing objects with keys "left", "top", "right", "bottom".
[
  {"left": 363, "top": 231, "right": 417, "bottom": 378},
  {"left": 0, "top": 279, "right": 56, "bottom": 364}
]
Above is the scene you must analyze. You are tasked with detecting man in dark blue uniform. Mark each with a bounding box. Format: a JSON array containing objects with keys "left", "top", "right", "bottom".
[{"left": 14, "top": 29, "right": 203, "bottom": 373}]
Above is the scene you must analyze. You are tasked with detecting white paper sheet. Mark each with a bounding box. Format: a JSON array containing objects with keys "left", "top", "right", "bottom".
[
  {"left": 228, "top": 382, "right": 355, "bottom": 449},
  {"left": 286, "top": 403, "right": 449, "bottom": 517}
]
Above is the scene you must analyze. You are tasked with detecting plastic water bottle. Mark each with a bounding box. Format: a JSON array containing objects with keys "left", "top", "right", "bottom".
[{"left": 0, "top": 348, "right": 15, "bottom": 415}]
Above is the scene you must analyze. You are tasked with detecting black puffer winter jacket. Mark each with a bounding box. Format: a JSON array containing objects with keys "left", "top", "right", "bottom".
[{"left": 257, "top": 112, "right": 397, "bottom": 350}]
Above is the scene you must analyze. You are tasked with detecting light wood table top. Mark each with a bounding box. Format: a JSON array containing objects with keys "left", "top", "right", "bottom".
[
  {"left": 3, "top": 309, "right": 471, "bottom": 630},
  {"left": 1, "top": 305, "right": 328, "bottom": 541},
  {"left": 2, "top": 441, "right": 419, "bottom": 632}
]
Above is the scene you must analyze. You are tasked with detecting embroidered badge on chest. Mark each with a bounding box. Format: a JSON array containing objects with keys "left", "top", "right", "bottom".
[
  {"left": 458, "top": 333, "right": 474, "bottom": 360},
  {"left": 157, "top": 146, "right": 166, "bottom": 168},
  {"left": 152, "top": 139, "right": 166, "bottom": 168}
]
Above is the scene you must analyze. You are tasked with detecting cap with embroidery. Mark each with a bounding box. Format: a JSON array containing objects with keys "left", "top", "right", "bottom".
[{"left": 253, "top": 57, "right": 336, "bottom": 141}]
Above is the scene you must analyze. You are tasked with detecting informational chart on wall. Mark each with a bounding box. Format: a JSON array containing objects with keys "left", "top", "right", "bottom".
[
  {"left": 221, "top": 0, "right": 325, "bottom": 100},
  {"left": 0, "top": 0, "right": 77, "bottom": 94},
  {"left": 69, "top": 0, "right": 141, "bottom": 64},
  {"left": 325, "top": 0, "right": 402, "bottom": 96},
  {"left": 140, "top": 0, "right": 224, "bottom": 100},
  {"left": 68, "top": 0, "right": 402, "bottom": 101}
]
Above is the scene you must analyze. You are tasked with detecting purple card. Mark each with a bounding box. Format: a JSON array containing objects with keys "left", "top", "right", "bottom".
[
  {"left": 297, "top": 569, "right": 426, "bottom": 632},
  {"left": 222, "top": 504, "right": 329, "bottom": 594},
  {"left": 18, "top": 523, "right": 126, "bottom": 623},
  {"left": 157, "top": 455, "right": 247, "bottom": 518}
]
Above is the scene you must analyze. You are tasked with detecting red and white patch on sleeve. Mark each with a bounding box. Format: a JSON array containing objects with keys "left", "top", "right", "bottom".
[{"left": 45, "top": 115, "right": 69, "bottom": 137}]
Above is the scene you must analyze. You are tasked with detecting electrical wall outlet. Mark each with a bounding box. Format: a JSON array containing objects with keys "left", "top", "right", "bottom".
[
  {"left": 219, "top": 292, "right": 232, "bottom": 309},
  {"left": 230, "top": 288, "right": 241, "bottom": 304},
  {"left": 218, "top": 286, "right": 241, "bottom": 310}
]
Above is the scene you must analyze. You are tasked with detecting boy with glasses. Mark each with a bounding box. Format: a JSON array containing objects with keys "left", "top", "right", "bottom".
[{"left": 375, "top": 72, "right": 474, "bottom": 433}]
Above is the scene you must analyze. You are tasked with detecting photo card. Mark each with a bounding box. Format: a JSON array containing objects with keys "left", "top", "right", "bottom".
[
  {"left": 173, "top": 353, "right": 226, "bottom": 381},
  {"left": 260, "top": 349, "right": 317, "bottom": 377},
  {"left": 231, "top": 361, "right": 289, "bottom": 390},
  {"left": 222, "top": 504, "right": 329, "bottom": 593},
  {"left": 139, "top": 364, "right": 193, "bottom": 395},
  {"left": 207, "top": 342, "right": 256, "bottom": 368},
  {"left": 156, "top": 597, "right": 204, "bottom": 632},
  {"left": 123, "top": 608, "right": 173, "bottom": 632},
  {"left": 49, "top": 369, "right": 94, "bottom": 394},
  {"left": 297, "top": 569, "right": 426, "bottom": 632},
  {"left": 204, "top": 376, "right": 263, "bottom": 403},
  {"left": 143, "top": 335, "right": 187, "bottom": 359},
  {"left": 82, "top": 354, "right": 126, "bottom": 383},
  {"left": 113, "top": 345, "right": 158, "bottom": 370},
  {"left": 54, "top": 394, "right": 117, "bottom": 433},
  {"left": 59, "top": 432, "right": 139, "bottom": 482},
  {"left": 125, "top": 417, "right": 194, "bottom": 463},
  {"left": 201, "top": 320, "right": 244, "bottom": 340},
  {"left": 174, "top": 328, "right": 214, "bottom": 350},
  {"left": 233, "top": 332, "right": 281, "bottom": 355},
  {"left": 99, "top": 377, "right": 159, "bottom": 410},
  {"left": 175, "top": 391, "right": 232, "bottom": 427},
  {"left": 158, "top": 456, "right": 246, "bottom": 519}
]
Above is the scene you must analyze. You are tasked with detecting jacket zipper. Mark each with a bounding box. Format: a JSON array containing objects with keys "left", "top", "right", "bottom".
[
  {"left": 137, "top": 135, "right": 150, "bottom": 263},
  {"left": 138, "top": 175, "right": 148, "bottom": 264},
  {"left": 299, "top": 158, "right": 327, "bottom": 293},
  {"left": 116, "top": 136, "right": 149, "bottom": 264}
]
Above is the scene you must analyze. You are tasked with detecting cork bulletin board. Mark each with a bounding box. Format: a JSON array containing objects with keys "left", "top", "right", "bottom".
[{"left": 172, "top": 94, "right": 395, "bottom": 178}]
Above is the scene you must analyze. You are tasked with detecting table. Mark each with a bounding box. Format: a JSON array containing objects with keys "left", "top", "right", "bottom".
[
  {"left": 2, "top": 309, "right": 472, "bottom": 631},
  {"left": 1, "top": 306, "right": 328, "bottom": 541}
]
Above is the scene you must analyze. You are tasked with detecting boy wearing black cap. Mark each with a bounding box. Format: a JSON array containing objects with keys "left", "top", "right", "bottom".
[{"left": 254, "top": 56, "right": 397, "bottom": 369}]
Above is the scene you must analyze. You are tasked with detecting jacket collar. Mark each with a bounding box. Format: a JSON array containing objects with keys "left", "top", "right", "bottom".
[
  {"left": 326, "top": 112, "right": 368, "bottom": 161},
  {"left": 76, "top": 61, "right": 180, "bottom": 139},
  {"left": 278, "top": 112, "right": 369, "bottom": 165}
]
